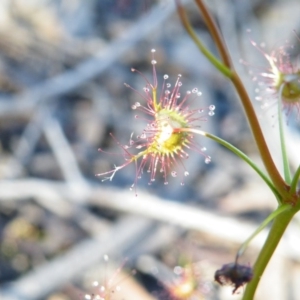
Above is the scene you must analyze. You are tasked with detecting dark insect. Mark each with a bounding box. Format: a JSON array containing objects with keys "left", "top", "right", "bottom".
[{"left": 214, "top": 262, "right": 253, "bottom": 294}]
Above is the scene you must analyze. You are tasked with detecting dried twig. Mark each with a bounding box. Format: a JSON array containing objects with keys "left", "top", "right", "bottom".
[{"left": 1, "top": 179, "right": 300, "bottom": 261}]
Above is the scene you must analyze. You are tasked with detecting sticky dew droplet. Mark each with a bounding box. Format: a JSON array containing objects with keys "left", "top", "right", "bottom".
[
  {"left": 103, "top": 254, "right": 109, "bottom": 261},
  {"left": 174, "top": 266, "right": 183, "bottom": 275},
  {"left": 261, "top": 103, "right": 269, "bottom": 109},
  {"left": 100, "top": 286, "right": 105, "bottom": 292},
  {"left": 205, "top": 156, "right": 211, "bottom": 164},
  {"left": 93, "top": 281, "right": 99, "bottom": 287}
]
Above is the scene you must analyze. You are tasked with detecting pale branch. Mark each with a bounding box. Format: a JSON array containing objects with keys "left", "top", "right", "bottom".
[{"left": 1, "top": 179, "right": 300, "bottom": 261}]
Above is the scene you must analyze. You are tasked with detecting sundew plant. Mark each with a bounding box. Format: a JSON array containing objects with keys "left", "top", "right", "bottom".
[
  {"left": 98, "top": 0, "right": 300, "bottom": 299},
  {"left": 97, "top": 49, "right": 215, "bottom": 194}
]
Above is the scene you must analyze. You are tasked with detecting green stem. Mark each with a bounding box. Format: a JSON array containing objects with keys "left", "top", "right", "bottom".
[
  {"left": 181, "top": 128, "right": 281, "bottom": 200},
  {"left": 291, "top": 165, "right": 300, "bottom": 194},
  {"left": 175, "top": 0, "right": 232, "bottom": 78},
  {"left": 278, "top": 85, "right": 292, "bottom": 183},
  {"left": 177, "top": 0, "right": 288, "bottom": 198},
  {"left": 237, "top": 204, "right": 290, "bottom": 258},
  {"left": 194, "top": 0, "right": 232, "bottom": 68},
  {"left": 231, "top": 73, "right": 289, "bottom": 198},
  {"left": 242, "top": 206, "right": 298, "bottom": 300}
]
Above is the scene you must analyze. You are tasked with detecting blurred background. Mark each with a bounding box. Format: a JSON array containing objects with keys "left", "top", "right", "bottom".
[{"left": 0, "top": 0, "right": 300, "bottom": 299}]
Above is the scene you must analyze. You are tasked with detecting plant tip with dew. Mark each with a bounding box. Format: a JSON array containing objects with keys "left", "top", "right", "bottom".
[
  {"left": 84, "top": 255, "right": 134, "bottom": 300},
  {"left": 158, "top": 261, "right": 212, "bottom": 299},
  {"left": 97, "top": 49, "right": 215, "bottom": 193},
  {"left": 248, "top": 38, "right": 300, "bottom": 120}
]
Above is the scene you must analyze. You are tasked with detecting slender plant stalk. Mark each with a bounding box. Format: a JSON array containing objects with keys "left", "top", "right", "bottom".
[
  {"left": 194, "top": 0, "right": 231, "bottom": 68},
  {"left": 231, "top": 73, "right": 289, "bottom": 197},
  {"left": 278, "top": 85, "right": 292, "bottom": 183},
  {"left": 176, "top": 0, "right": 289, "bottom": 198},
  {"left": 242, "top": 206, "right": 298, "bottom": 300},
  {"left": 175, "top": 0, "right": 232, "bottom": 78},
  {"left": 181, "top": 128, "right": 280, "bottom": 200},
  {"left": 237, "top": 204, "right": 290, "bottom": 258},
  {"left": 174, "top": 2, "right": 300, "bottom": 299},
  {"left": 291, "top": 165, "right": 300, "bottom": 194}
]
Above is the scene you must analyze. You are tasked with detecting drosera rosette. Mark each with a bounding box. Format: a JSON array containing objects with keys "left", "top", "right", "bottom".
[
  {"left": 97, "top": 49, "right": 215, "bottom": 194},
  {"left": 165, "top": 263, "right": 211, "bottom": 300},
  {"left": 84, "top": 254, "right": 137, "bottom": 300},
  {"left": 243, "top": 35, "right": 300, "bottom": 120},
  {"left": 137, "top": 255, "right": 212, "bottom": 300}
]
